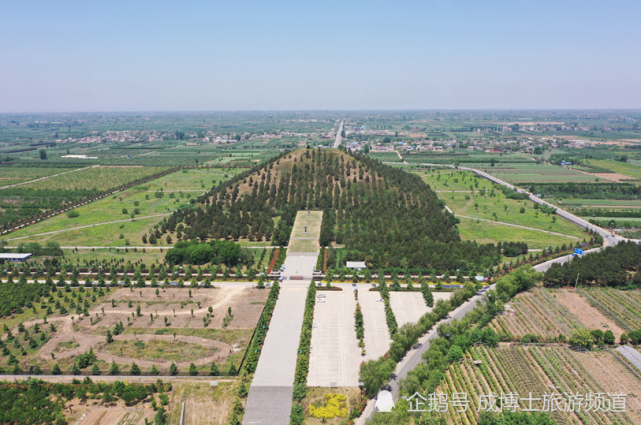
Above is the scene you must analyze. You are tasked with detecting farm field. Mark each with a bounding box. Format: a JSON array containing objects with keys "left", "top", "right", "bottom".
[
  {"left": 561, "top": 199, "right": 641, "bottom": 207},
  {"left": 0, "top": 166, "right": 81, "bottom": 186},
  {"left": 483, "top": 164, "right": 600, "bottom": 183},
  {"left": 552, "top": 289, "right": 626, "bottom": 340},
  {"left": 588, "top": 159, "right": 641, "bottom": 180},
  {"left": 0, "top": 168, "right": 239, "bottom": 247},
  {"left": 368, "top": 152, "right": 402, "bottom": 162},
  {"left": 490, "top": 287, "right": 587, "bottom": 341},
  {"left": 491, "top": 287, "right": 635, "bottom": 342},
  {"left": 17, "top": 166, "right": 170, "bottom": 191},
  {"left": 418, "top": 170, "right": 588, "bottom": 247},
  {"left": 440, "top": 345, "right": 641, "bottom": 425},
  {"left": 578, "top": 288, "right": 641, "bottom": 333},
  {"left": 0, "top": 286, "right": 268, "bottom": 376}
]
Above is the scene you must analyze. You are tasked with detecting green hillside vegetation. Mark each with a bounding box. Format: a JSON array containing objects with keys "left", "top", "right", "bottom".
[{"left": 155, "top": 148, "right": 510, "bottom": 274}]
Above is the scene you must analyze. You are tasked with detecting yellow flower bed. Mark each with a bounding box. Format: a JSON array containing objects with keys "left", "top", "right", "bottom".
[{"left": 309, "top": 393, "right": 348, "bottom": 419}]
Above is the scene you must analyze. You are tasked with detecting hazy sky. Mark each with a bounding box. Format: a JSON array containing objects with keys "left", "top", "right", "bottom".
[{"left": 2, "top": 0, "right": 640, "bottom": 112}]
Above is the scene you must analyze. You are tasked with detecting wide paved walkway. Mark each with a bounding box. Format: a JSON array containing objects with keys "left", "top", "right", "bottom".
[{"left": 243, "top": 287, "right": 308, "bottom": 425}]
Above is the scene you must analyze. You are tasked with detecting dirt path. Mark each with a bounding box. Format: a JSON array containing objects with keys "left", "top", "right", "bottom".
[
  {"left": 38, "top": 318, "right": 234, "bottom": 368},
  {"left": 554, "top": 288, "right": 625, "bottom": 339},
  {"left": 5, "top": 214, "right": 170, "bottom": 241}
]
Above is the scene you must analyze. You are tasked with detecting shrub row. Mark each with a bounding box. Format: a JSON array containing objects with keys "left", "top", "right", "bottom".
[
  {"left": 290, "top": 281, "right": 316, "bottom": 425},
  {"left": 377, "top": 276, "right": 398, "bottom": 336}
]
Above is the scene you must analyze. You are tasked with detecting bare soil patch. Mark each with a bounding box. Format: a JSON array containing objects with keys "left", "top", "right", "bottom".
[
  {"left": 169, "top": 380, "right": 241, "bottom": 425},
  {"left": 554, "top": 288, "right": 625, "bottom": 338},
  {"left": 15, "top": 287, "right": 267, "bottom": 373},
  {"left": 592, "top": 172, "right": 632, "bottom": 182}
]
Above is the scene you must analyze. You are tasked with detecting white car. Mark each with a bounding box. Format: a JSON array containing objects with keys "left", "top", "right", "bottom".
[
  {"left": 376, "top": 298, "right": 384, "bottom": 302},
  {"left": 317, "top": 299, "right": 326, "bottom": 303},
  {"left": 317, "top": 294, "right": 326, "bottom": 298}
]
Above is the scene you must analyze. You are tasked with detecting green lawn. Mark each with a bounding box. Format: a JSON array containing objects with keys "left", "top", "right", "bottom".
[
  {"left": 457, "top": 217, "right": 582, "bottom": 249},
  {"left": 1, "top": 168, "right": 240, "bottom": 247},
  {"left": 416, "top": 170, "right": 589, "bottom": 247},
  {"left": 288, "top": 210, "right": 323, "bottom": 252},
  {"left": 416, "top": 169, "right": 496, "bottom": 192}
]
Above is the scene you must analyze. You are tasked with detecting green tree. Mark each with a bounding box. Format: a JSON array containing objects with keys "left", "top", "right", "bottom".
[
  {"left": 603, "top": 330, "right": 615, "bottom": 345},
  {"left": 39, "top": 149, "right": 47, "bottom": 160},
  {"left": 170, "top": 362, "right": 178, "bottom": 376},
  {"left": 109, "top": 360, "right": 120, "bottom": 375},
  {"left": 189, "top": 362, "right": 198, "bottom": 376},
  {"left": 359, "top": 357, "right": 395, "bottom": 397},
  {"left": 570, "top": 328, "right": 594, "bottom": 349},
  {"left": 130, "top": 362, "right": 141, "bottom": 375},
  {"left": 421, "top": 279, "right": 434, "bottom": 307},
  {"left": 237, "top": 381, "right": 248, "bottom": 398}
]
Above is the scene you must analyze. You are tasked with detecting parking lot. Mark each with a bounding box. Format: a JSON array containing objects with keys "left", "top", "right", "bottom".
[
  {"left": 307, "top": 290, "right": 361, "bottom": 387},
  {"left": 389, "top": 292, "right": 453, "bottom": 326},
  {"left": 359, "top": 286, "right": 392, "bottom": 361}
]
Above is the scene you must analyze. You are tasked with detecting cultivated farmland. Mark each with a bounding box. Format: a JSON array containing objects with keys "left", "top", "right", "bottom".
[
  {"left": 490, "top": 288, "right": 586, "bottom": 341},
  {"left": 577, "top": 288, "right": 641, "bottom": 333},
  {"left": 18, "top": 166, "right": 169, "bottom": 191},
  {"left": 440, "top": 345, "right": 641, "bottom": 425},
  {"left": 0, "top": 166, "right": 80, "bottom": 186},
  {"left": 484, "top": 164, "right": 599, "bottom": 183}
]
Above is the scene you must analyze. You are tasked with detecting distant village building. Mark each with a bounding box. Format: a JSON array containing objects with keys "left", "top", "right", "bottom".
[{"left": 61, "top": 155, "right": 98, "bottom": 159}]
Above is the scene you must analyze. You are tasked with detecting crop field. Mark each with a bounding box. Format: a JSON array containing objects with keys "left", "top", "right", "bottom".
[
  {"left": 561, "top": 199, "right": 641, "bottom": 207},
  {"left": 551, "top": 289, "right": 627, "bottom": 340},
  {"left": 0, "top": 168, "right": 240, "bottom": 247},
  {"left": 0, "top": 167, "right": 80, "bottom": 186},
  {"left": 440, "top": 345, "right": 641, "bottom": 425},
  {"left": 588, "top": 159, "right": 641, "bottom": 180},
  {"left": 490, "top": 288, "right": 586, "bottom": 340},
  {"left": 483, "top": 164, "right": 599, "bottom": 183},
  {"left": 417, "top": 170, "right": 588, "bottom": 247},
  {"left": 368, "top": 152, "right": 402, "bottom": 162},
  {"left": 17, "top": 166, "right": 170, "bottom": 191},
  {"left": 578, "top": 288, "right": 641, "bottom": 333},
  {"left": 0, "top": 286, "right": 268, "bottom": 376}
]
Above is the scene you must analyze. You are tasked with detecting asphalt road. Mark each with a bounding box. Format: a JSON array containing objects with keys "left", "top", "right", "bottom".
[{"left": 333, "top": 121, "right": 343, "bottom": 148}]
